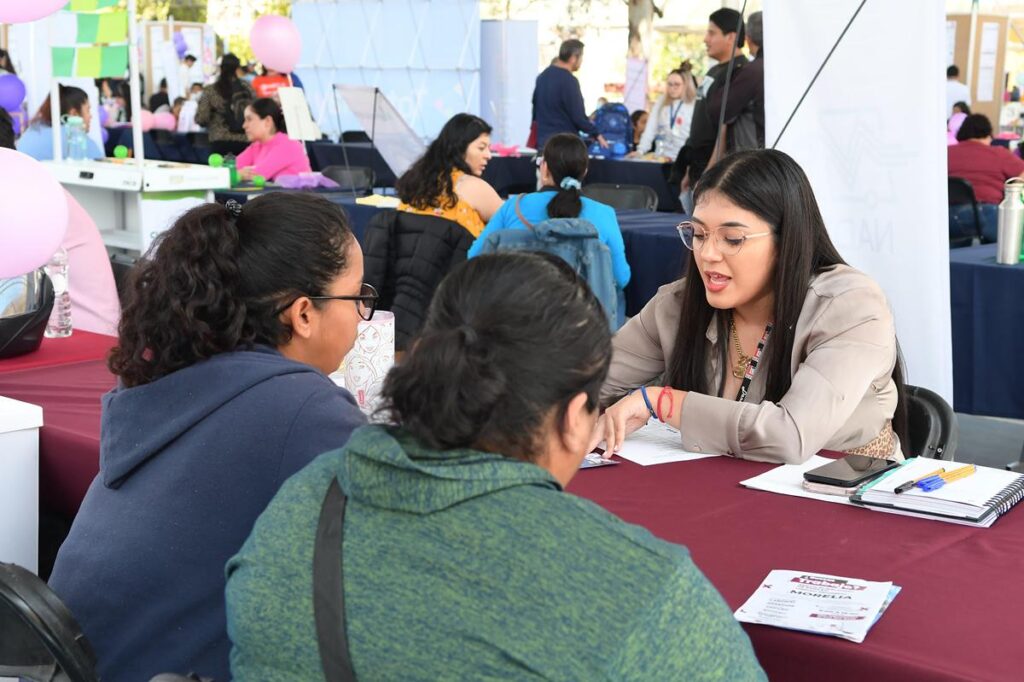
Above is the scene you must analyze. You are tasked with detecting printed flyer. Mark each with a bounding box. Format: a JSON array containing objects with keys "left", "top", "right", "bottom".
[{"left": 734, "top": 570, "right": 900, "bottom": 643}]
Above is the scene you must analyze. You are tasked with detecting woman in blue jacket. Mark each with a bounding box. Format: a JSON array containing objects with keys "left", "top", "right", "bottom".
[
  {"left": 48, "top": 193, "right": 371, "bottom": 682},
  {"left": 16, "top": 84, "right": 104, "bottom": 161},
  {"left": 469, "top": 133, "right": 631, "bottom": 290}
]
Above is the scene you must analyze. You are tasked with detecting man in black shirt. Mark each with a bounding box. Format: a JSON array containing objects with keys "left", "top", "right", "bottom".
[{"left": 673, "top": 9, "right": 748, "bottom": 197}]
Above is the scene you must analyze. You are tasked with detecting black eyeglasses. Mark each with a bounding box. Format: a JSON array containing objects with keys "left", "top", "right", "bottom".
[{"left": 276, "top": 283, "right": 379, "bottom": 321}]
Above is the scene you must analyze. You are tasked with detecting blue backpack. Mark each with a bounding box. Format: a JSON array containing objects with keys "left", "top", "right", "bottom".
[
  {"left": 475, "top": 196, "right": 620, "bottom": 330},
  {"left": 593, "top": 103, "right": 632, "bottom": 151}
]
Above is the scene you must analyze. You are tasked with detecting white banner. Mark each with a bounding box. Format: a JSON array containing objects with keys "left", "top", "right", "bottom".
[{"left": 764, "top": 0, "right": 952, "bottom": 401}]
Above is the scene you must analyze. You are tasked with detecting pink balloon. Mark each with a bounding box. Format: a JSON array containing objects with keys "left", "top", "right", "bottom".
[
  {"left": 154, "top": 112, "right": 176, "bottom": 131},
  {"left": 250, "top": 15, "right": 302, "bottom": 74},
  {"left": 0, "top": 148, "right": 69, "bottom": 277},
  {"left": 0, "top": 0, "right": 70, "bottom": 24},
  {"left": 138, "top": 110, "right": 156, "bottom": 132}
]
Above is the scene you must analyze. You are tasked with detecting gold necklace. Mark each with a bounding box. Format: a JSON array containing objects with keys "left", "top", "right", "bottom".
[{"left": 730, "top": 317, "right": 753, "bottom": 379}]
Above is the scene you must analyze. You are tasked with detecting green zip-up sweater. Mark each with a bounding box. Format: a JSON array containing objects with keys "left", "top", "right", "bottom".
[{"left": 225, "top": 425, "right": 766, "bottom": 681}]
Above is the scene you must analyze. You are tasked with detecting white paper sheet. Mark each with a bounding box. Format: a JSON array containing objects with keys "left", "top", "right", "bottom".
[
  {"left": 977, "top": 22, "right": 1000, "bottom": 102},
  {"left": 739, "top": 455, "right": 855, "bottom": 506},
  {"left": 734, "top": 570, "right": 898, "bottom": 643},
  {"left": 609, "top": 420, "right": 719, "bottom": 466}
]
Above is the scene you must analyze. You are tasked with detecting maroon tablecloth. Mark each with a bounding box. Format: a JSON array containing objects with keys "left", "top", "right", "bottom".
[
  {"left": 568, "top": 457, "right": 1024, "bottom": 681},
  {"left": 0, "top": 331, "right": 115, "bottom": 373},
  {"left": 4, "top": 337, "right": 1023, "bottom": 680},
  {"left": 0, "top": 358, "right": 115, "bottom": 518}
]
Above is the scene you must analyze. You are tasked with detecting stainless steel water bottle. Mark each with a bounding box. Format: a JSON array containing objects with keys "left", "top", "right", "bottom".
[{"left": 997, "top": 178, "right": 1024, "bottom": 264}]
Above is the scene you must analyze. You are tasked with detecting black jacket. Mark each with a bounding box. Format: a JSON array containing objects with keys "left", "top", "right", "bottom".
[{"left": 362, "top": 209, "right": 474, "bottom": 350}]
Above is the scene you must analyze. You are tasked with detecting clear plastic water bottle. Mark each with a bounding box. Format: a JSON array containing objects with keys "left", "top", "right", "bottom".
[
  {"left": 44, "top": 248, "right": 72, "bottom": 338},
  {"left": 654, "top": 125, "right": 668, "bottom": 158},
  {"left": 63, "top": 115, "right": 88, "bottom": 161}
]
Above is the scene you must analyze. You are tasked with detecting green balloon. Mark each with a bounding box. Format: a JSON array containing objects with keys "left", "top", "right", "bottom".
[
  {"left": 252, "top": 175, "right": 266, "bottom": 188},
  {"left": 207, "top": 153, "right": 224, "bottom": 168},
  {"left": 113, "top": 145, "right": 128, "bottom": 159}
]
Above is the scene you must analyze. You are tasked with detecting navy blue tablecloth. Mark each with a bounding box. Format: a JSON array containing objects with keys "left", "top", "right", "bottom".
[
  {"left": 949, "top": 244, "right": 1024, "bottom": 418},
  {"left": 588, "top": 158, "right": 678, "bottom": 212},
  {"left": 306, "top": 143, "right": 397, "bottom": 186},
  {"left": 482, "top": 156, "right": 537, "bottom": 196},
  {"left": 106, "top": 128, "right": 211, "bottom": 164},
  {"left": 617, "top": 210, "right": 688, "bottom": 316},
  {"left": 215, "top": 189, "right": 385, "bottom": 243},
  {"left": 483, "top": 156, "right": 679, "bottom": 211}
]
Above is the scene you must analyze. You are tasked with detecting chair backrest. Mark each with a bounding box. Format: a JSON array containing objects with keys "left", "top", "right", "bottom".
[
  {"left": 904, "top": 385, "right": 958, "bottom": 460},
  {"left": 475, "top": 212, "right": 619, "bottom": 330},
  {"left": 320, "top": 165, "right": 375, "bottom": 194},
  {"left": 362, "top": 210, "right": 474, "bottom": 350},
  {"left": 0, "top": 562, "right": 99, "bottom": 682},
  {"left": 582, "top": 183, "right": 659, "bottom": 212},
  {"left": 948, "top": 176, "right": 981, "bottom": 248},
  {"left": 947, "top": 176, "right": 977, "bottom": 206},
  {"left": 341, "top": 130, "right": 372, "bottom": 143}
]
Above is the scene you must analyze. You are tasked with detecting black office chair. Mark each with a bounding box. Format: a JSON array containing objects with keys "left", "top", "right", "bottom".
[
  {"left": 341, "top": 130, "right": 372, "bottom": 143},
  {"left": 150, "top": 129, "right": 184, "bottom": 162},
  {"left": 0, "top": 562, "right": 99, "bottom": 682},
  {"left": 582, "top": 183, "right": 659, "bottom": 212},
  {"left": 321, "top": 165, "right": 375, "bottom": 195},
  {"left": 947, "top": 177, "right": 982, "bottom": 248},
  {"left": 186, "top": 131, "right": 212, "bottom": 165},
  {"left": 904, "top": 385, "right": 958, "bottom": 460}
]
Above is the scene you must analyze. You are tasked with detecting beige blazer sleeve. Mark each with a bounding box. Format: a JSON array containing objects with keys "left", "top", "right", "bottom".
[
  {"left": 678, "top": 282, "right": 897, "bottom": 464},
  {"left": 600, "top": 282, "right": 681, "bottom": 407}
]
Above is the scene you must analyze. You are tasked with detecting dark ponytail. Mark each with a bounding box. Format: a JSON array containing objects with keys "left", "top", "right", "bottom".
[
  {"left": 249, "top": 97, "right": 287, "bottom": 134},
  {"left": 215, "top": 52, "right": 242, "bottom": 100},
  {"left": 32, "top": 85, "right": 89, "bottom": 127},
  {"left": 379, "top": 252, "right": 611, "bottom": 460},
  {"left": 541, "top": 133, "right": 588, "bottom": 219},
  {"left": 109, "top": 192, "right": 354, "bottom": 388}
]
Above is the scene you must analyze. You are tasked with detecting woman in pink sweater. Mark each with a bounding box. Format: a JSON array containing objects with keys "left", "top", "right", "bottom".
[{"left": 237, "top": 98, "right": 311, "bottom": 182}]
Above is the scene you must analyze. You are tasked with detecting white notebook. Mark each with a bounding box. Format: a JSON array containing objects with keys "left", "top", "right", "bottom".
[{"left": 852, "top": 458, "right": 1024, "bottom": 524}]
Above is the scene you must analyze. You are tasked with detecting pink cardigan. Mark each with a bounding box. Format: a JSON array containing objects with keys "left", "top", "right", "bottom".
[
  {"left": 235, "top": 132, "right": 311, "bottom": 181},
  {"left": 63, "top": 191, "right": 120, "bottom": 336}
]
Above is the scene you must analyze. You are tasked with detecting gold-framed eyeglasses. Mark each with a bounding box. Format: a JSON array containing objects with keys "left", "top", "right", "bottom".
[{"left": 676, "top": 221, "right": 774, "bottom": 256}]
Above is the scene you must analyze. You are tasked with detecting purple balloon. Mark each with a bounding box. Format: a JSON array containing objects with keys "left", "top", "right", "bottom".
[
  {"left": 0, "top": 75, "right": 26, "bottom": 111},
  {"left": 101, "top": 127, "right": 109, "bottom": 143},
  {"left": 99, "top": 105, "right": 109, "bottom": 125}
]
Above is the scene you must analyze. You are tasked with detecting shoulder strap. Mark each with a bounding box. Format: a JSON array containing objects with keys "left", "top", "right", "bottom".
[
  {"left": 313, "top": 478, "right": 357, "bottom": 682},
  {"left": 513, "top": 194, "right": 534, "bottom": 231}
]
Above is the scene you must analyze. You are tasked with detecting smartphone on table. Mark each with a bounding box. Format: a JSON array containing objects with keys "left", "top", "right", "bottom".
[{"left": 803, "top": 454, "right": 899, "bottom": 488}]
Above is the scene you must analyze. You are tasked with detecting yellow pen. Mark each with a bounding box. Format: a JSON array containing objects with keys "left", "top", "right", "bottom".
[
  {"left": 919, "top": 464, "right": 976, "bottom": 492},
  {"left": 938, "top": 464, "right": 976, "bottom": 483}
]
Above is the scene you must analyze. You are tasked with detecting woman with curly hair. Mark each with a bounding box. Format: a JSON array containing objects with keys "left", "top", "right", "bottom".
[
  {"left": 396, "top": 112, "right": 503, "bottom": 237},
  {"left": 48, "top": 193, "right": 370, "bottom": 682}
]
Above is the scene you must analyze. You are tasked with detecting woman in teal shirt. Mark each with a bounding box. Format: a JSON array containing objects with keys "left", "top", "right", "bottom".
[
  {"left": 16, "top": 84, "right": 104, "bottom": 161},
  {"left": 468, "top": 133, "right": 632, "bottom": 289},
  {"left": 225, "top": 252, "right": 764, "bottom": 681}
]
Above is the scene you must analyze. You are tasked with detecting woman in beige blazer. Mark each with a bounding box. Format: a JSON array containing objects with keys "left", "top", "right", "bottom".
[{"left": 597, "top": 149, "right": 907, "bottom": 464}]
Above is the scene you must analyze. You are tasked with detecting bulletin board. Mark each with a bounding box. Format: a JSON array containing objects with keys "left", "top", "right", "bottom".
[{"left": 948, "top": 13, "right": 1008, "bottom": 125}]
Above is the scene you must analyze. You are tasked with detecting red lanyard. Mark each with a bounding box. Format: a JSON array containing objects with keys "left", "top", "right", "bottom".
[{"left": 736, "top": 323, "right": 773, "bottom": 403}]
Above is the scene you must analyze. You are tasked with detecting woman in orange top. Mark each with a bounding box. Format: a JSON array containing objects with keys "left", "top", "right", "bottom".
[{"left": 396, "top": 113, "right": 503, "bottom": 237}]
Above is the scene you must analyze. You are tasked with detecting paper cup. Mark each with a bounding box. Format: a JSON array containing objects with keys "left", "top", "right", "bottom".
[{"left": 342, "top": 311, "right": 395, "bottom": 414}]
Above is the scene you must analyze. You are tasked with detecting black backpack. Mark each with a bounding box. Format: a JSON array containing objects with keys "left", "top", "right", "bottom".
[{"left": 222, "top": 82, "right": 251, "bottom": 134}]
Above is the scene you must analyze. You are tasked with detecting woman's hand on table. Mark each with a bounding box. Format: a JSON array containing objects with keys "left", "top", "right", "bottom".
[
  {"left": 594, "top": 391, "right": 655, "bottom": 456},
  {"left": 238, "top": 166, "right": 256, "bottom": 182}
]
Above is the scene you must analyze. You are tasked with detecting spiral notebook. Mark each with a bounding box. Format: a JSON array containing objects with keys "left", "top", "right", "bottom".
[{"left": 851, "top": 458, "right": 1024, "bottom": 526}]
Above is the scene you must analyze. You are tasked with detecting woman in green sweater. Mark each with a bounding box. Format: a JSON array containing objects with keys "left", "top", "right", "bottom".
[{"left": 225, "top": 252, "right": 766, "bottom": 681}]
